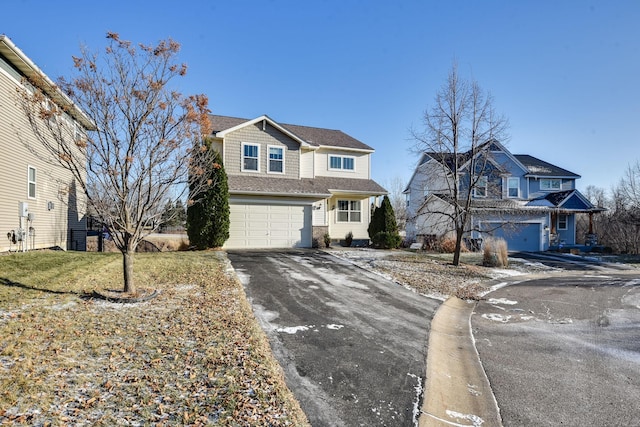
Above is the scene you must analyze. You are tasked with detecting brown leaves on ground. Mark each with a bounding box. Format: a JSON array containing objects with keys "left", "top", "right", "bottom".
[
  {"left": 375, "top": 253, "right": 490, "bottom": 299},
  {"left": 331, "top": 250, "right": 493, "bottom": 300},
  {"left": 0, "top": 251, "right": 308, "bottom": 426}
]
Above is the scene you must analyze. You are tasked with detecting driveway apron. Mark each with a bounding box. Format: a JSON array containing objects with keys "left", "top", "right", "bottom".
[{"left": 227, "top": 249, "right": 439, "bottom": 427}]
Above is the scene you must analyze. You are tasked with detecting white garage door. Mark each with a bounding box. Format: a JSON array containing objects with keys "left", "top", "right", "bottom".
[{"left": 226, "top": 203, "right": 312, "bottom": 249}]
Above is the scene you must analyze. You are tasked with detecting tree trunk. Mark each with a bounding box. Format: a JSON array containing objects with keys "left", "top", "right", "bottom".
[
  {"left": 452, "top": 227, "right": 464, "bottom": 266},
  {"left": 123, "top": 250, "right": 135, "bottom": 294}
]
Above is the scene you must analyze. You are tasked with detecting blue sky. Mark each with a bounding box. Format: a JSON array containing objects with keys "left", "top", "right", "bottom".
[{"left": 3, "top": 1, "right": 639, "bottom": 193}]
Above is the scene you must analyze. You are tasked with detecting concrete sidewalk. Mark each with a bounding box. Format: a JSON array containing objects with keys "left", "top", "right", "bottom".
[{"left": 419, "top": 297, "right": 502, "bottom": 427}]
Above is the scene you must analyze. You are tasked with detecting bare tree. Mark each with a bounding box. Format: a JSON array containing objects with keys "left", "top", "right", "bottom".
[
  {"left": 18, "top": 33, "right": 215, "bottom": 294},
  {"left": 412, "top": 63, "right": 508, "bottom": 265},
  {"left": 604, "top": 162, "right": 640, "bottom": 253},
  {"left": 579, "top": 167, "right": 640, "bottom": 254},
  {"left": 618, "top": 161, "right": 640, "bottom": 224}
]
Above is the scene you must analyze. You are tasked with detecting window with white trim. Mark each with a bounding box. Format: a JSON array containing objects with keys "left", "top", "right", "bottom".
[
  {"left": 473, "top": 176, "right": 488, "bottom": 198},
  {"left": 507, "top": 177, "right": 519, "bottom": 198},
  {"left": 337, "top": 200, "right": 361, "bottom": 222},
  {"left": 268, "top": 146, "right": 284, "bottom": 173},
  {"left": 28, "top": 166, "right": 36, "bottom": 199},
  {"left": 540, "top": 178, "right": 561, "bottom": 191},
  {"left": 558, "top": 214, "right": 568, "bottom": 230},
  {"left": 242, "top": 143, "right": 260, "bottom": 172},
  {"left": 329, "top": 155, "right": 355, "bottom": 171}
]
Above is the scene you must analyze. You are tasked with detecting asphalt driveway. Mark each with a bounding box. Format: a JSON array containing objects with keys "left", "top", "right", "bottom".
[
  {"left": 227, "top": 249, "right": 440, "bottom": 427},
  {"left": 473, "top": 272, "right": 640, "bottom": 426}
]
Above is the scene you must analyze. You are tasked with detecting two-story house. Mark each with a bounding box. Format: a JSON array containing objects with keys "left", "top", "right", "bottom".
[
  {"left": 0, "top": 35, "right": 94, "bottom": 252},
  {"left": 208, "top": 115, "right": 387, "bottom": 249},
  {"left": 405, "top": 140, "right": 602, "bottom": 252}
]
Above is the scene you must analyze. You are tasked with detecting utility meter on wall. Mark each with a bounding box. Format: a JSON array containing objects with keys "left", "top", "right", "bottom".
[{"left": 18, "top": 202, "right": 28, "bottom": 218}]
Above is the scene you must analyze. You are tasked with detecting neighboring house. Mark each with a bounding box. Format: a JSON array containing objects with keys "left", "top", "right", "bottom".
[
  {"left": 0, "top": 35, "right": 94, "bottom": 252},
  {"left": 405, "top": 140, "right": 602, "bottom": 252},
  {"left": 208, "top": 115, "right": 387, "bottom": 249}
]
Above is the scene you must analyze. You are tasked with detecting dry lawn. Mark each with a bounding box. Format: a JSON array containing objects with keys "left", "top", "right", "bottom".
[{"left": 0, "top": 250, "right": 308, "bottom": 426}]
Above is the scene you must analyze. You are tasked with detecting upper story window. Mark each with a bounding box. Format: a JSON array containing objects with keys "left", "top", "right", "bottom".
[
  {"left": 473, "top": 176, "right": 488, "bottom": 198},
  {"left": 28, "top": 166, "right": 36, "bottom": 199},
  {"left": 507, "top": 177, "right": 519, "bottom": 198},
  {"left": 337, "top": 200, "right": 361, "bottom": 222},
  {"left": 242, "top": 143, "right": 260, "bottom": 172},
  {"left": 268, "top": 146, "right": 284, "bottom": 174},
  {"left": 329, "top": 155, "right": 355, "bottom": 171},
  {"left": 540, "top": 178, "right": 561, "bottom": 191}
]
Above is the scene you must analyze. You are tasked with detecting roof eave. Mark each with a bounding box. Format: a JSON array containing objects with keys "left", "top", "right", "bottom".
[
  {"left": 328, "top": 189, "right": 388, "bottom": 196},
  {"left": 317, "top": 145, "right": 374, "bottom": 154},
  {"left": 0, "top": 35, "right": 96, "bottom": 131},
  {"left": 229, "top": 189, "right": 331, "bottom": 198},
  {"left": 525, "top": 174, "right": 581, "bottom": 180}
]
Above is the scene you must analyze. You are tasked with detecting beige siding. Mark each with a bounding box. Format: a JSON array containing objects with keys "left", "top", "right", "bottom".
[
  {"left": 210, "top": 138, "right": 223, "bottom": 156},
  {"left": 327, "top": 195, "right": 371, "bottom": 241},
  {"left": 300, "top": 149, "right": 314, "bottom": 178},
  {"left": 223, "top": 122, "right": 300, "bottom": 179},
  {"left": 314, "top": 148, "right": 370, "bottom": 179},
  {"left": 312, "top": 199, "right": 327, "bottom": 226},
  {"left": 0, "top": 65, "right": 86, "bottom": 252}
]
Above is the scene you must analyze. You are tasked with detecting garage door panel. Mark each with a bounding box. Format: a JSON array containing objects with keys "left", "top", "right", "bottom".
[
  {"left": 485, "top": 222, "right": 541, "bottom": 252},
  {"left": 226, "top": 202, "right": 312, "bottom": 249}
]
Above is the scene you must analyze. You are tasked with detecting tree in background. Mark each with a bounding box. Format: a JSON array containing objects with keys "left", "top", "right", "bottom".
[
  {"left": 368, "top": 195, "right": 401, "bottom": 248},
  {"left": 383, "top": 176, "right": 408, "bottom": 233},
  {"left": 580, "top": 164, "right": 640, "bottom": 255},
  {"left": 18, "top": 33, "right": 214, "bottom": 294},
  {"left": 411, "top": 62, "right": 509, "bottom": 265},
  {"left": 160, "top": 200, "right": 187, "bottom": 230},
  {"left": 187, "top": 148, "right": 230, "bottom": 249}
]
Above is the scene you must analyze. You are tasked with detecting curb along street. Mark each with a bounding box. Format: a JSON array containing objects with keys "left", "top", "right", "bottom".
[{"left": 419, "top": 297, "right": 502, "bottom": 427}]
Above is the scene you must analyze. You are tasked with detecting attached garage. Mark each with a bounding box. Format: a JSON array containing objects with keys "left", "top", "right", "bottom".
[
  {"left": 226, "top": 200, "right": 313, "bottom": 249},
  {"left": 483, "top": 222, "right": 542, "bottom": 252}
]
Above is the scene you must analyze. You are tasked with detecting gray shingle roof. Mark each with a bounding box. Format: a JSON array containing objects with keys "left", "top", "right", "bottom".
[
  {"left": 209, "top": 115, "right": 374, "bottom": 151},
  {"left": 514, "top": 155, "right": 580, "bottom": 178},
  {"left": 228, "top": 175, "right": 387, "bottom": 197}
]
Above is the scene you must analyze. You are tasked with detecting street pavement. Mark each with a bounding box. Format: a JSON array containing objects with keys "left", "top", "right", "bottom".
[
  {"left": 473, "top": 272, "right": 640, "bottom": 426},
  {"left": 227, "top": 249, "right": 440, "bottom": 427}
]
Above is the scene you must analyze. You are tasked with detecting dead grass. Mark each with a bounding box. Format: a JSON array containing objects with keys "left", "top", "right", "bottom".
[
  {"left": 367, "top": 251, "right": 492, "bottom": 299},
  {"left": 0, "top": 250, "right": 308, "bottom": 426},
  {"left": 86, "top": 234, "right": 190, "bottom": 252},
  {"left": 482, "top": 237, "right": 509, "bottom": 268}
]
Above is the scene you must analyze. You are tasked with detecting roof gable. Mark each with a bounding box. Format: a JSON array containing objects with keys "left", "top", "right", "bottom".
[
  {"left": 212, "top": 115, "right": 312, "bottom": 147},
  {"left": 527, "top": 189, "right": 595, "bottom": 210},
  {"left": 210, "top": 114, "right": 373, "bottom": 152}
]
